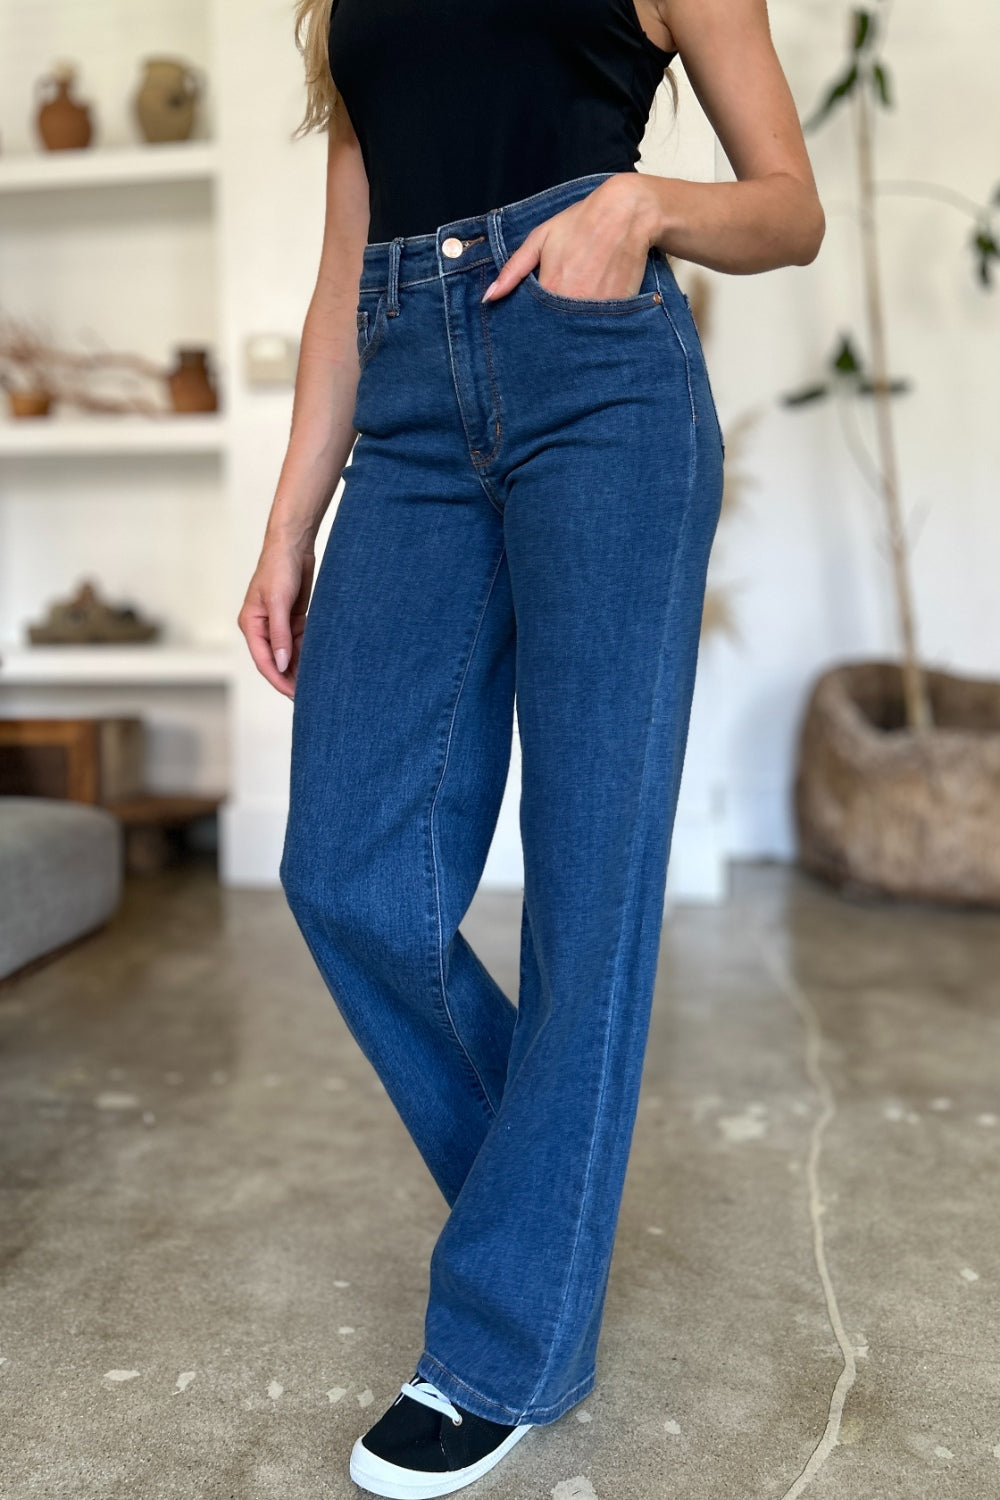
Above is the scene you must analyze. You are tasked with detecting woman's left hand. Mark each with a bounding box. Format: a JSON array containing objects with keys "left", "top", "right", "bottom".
[{"left": 481, "top": 173, "right": 657, "bottom": 304}]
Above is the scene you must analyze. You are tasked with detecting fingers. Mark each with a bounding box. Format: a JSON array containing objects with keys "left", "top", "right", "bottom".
[
  {"left": 481, "top": 228, "right": 542, "bottom": 303},
  {"left": 237, "top": 546, "right": 316, "bottom": 701},
  {"left": 237, "top": 597, "right": 296, "bottom": 701},
  {"left": 271, "top": 629, "right": 292, "bottom": 675}
]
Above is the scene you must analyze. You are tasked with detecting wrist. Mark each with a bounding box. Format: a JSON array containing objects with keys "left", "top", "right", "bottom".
[
  {"left": 602, "top": 171, "right": 670, "bottom": 251},
  {"left": 264, "top": 511, "right": 317, "bottom": 554}
]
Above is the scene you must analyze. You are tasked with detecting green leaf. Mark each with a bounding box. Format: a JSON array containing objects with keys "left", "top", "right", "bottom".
[
  {"left": 832, "top": 334, "right": 864, "bottom": 376},
  {"left": 973, "top": 228, "right": 999, "bottom": 288},
  {"left": 803, "top": 63, "right": 858, "bottom": 131},
  {"left": 781, "top": 383, "right": 831, "bottom": 407},
  {"left": 871, "top": 62, "right": 893, "bottom": 107},
  {"left": 853, "top": 9, "right": 872, "bottom": 51}
]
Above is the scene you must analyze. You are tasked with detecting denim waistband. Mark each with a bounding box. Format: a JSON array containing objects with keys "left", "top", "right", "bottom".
[{"left": 358, "top": 170, "right": 622, "bottom": 296}]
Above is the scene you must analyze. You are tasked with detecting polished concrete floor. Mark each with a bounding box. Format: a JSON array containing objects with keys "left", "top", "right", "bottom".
[{"left": 1, "top": 857, "right": 999, "bottom": 1499}]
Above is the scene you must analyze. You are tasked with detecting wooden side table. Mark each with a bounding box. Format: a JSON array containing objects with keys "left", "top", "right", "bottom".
[
  {"left": 0, "top": 717, "right": 226, "bottom": 874},
  {"left": 102, "top": 792, "right": 226, "bottom": 875}
]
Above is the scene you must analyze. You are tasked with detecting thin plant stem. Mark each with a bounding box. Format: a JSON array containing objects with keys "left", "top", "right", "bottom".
[
  {"left": 876, "top": 178, "right": 989, "bottom": 220},
  {"left": 852, "top": 74, "right": 932, "bottom": 728}
]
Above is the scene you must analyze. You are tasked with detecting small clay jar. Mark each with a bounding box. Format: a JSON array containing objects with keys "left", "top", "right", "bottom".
[
  {"left": 166, "top": 348, "right": 218, "bottom": 413},
  {"left": 35, "top": 62, "right": 93, "bottom": 151},
  {"left": 7, "top": 388, "right": 53, "bottom": 419},
  {"left": 134, "top": 58, "right": 201, "bottom": 144}
]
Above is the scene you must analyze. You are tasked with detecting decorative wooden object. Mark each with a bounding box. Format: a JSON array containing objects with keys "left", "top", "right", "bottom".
[
  {"left": 26, "top": 579, "right": 160, "bottom": 644},
  {"left": 0, "top": 717, "right": 144, "bottom": 803}
]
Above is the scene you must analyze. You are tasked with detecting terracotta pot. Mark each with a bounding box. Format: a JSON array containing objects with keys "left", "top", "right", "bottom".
[
  {"left": 134, "top": 58, "right": 201, "bottom": 144},
  {"left": 7, "top": 388, "right": 53, "bottom": 418},
  {"left": 794, "top": 660, "right": 1000, "bottom": 907},
  {"left": 166, "top": 347, "right": 218, "bottom": 413},
  {"left": 35, "top": 63, "right": 93, "bottom": 151}
]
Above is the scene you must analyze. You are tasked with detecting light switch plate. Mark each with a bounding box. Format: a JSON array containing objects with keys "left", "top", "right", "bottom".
[{"left": 244, "top": 333, "right": 298, "bottom": 386}]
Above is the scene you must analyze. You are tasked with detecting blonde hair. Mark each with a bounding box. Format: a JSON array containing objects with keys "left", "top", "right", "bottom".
[
  {"left": 661, "top": 69, "right": 679, "bottom": 115},
  {"left": 292, "top": 0, "right": 677, "bottom": 139},
  {"left": 292, "top": 0, "right": 339, "bottom": 138}
]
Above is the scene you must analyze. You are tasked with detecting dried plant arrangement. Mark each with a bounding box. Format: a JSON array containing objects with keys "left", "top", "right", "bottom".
[{"left": 0, "top": 305, "right": 171, "bottom": 416}]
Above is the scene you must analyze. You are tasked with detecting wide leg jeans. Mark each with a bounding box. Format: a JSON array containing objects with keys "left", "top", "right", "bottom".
[{"left": 279, "top": 170, "right": 725, "bottom": 1426}]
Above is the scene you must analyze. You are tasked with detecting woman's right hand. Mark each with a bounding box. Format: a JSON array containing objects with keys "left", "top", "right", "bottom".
[{"left": 237, "top": 537, "right": 316, "bottom": 701}]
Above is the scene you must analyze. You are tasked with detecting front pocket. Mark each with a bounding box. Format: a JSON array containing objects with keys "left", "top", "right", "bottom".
[{"left": 523, "top": 249, "right": 662, "bottom": 315}]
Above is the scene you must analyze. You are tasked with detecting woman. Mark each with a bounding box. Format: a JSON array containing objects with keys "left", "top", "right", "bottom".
[{"left": 238, "top": 0, "right": 824, "bottom": 1494}]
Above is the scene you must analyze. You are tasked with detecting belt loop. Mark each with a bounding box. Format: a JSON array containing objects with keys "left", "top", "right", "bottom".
[
  {"left": 387, "top": 236, "right": 404, "bottom": 317},
  {"left": 486, "top": 208, "right": 506, "bottom": 272}
]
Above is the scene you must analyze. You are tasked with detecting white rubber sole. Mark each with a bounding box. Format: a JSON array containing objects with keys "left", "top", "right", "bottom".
[{"left": 349, "top": 1421, "right": 533, "bottom": 1499}]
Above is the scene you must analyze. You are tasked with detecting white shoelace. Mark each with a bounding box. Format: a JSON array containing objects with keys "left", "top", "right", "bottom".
[{"left": 400, "top": 1375, "right": 464, "bottom": 1425}]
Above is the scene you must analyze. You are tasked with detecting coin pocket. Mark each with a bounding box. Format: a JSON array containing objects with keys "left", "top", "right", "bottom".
[{"left": 356, "top": 292, "right": 388, "bottom": 368}]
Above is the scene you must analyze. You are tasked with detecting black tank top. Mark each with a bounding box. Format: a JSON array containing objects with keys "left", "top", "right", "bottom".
[{"left": 328, "top": 0, "right": 677, "bottom": 243}]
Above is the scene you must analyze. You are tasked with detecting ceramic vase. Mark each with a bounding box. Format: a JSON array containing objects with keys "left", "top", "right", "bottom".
[
  {"left": 166, "top": 348, "right": 218, "bottom": 413},
  {"left": 134, "top": 57, "right": 201, "bottom": 144},
  {"left": 35, "top": 62, "right": 93, "bottom": 151}
]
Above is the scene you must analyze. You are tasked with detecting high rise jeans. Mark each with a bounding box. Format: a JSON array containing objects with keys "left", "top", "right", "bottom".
[{"left": 278, "top": 169, "right": 725, "bottom": 1427}]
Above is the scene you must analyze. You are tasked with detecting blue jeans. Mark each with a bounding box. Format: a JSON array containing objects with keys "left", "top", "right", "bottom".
[{"left": 279, "top": 170, "right": 724, "bottom": 1427}]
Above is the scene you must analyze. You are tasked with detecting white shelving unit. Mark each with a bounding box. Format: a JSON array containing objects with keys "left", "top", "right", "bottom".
[
  {"left": 0, "top": 413, "right": 228, "bottom": 456},
  {"left": 0, "top": 139, "right": 219, "bottom": 193},
  {"left": 0, "top": 645, "right": 232, "bottom": 690},
  {"left": 0, "top": 2, "right": 231, "bottom": 802},
  {"left": 0, "top": 644, "right": 233, "bottom": 686}
]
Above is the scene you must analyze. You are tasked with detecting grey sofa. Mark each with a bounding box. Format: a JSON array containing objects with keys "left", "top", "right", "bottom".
[{"left": 0, "top": 797, "right": 123, "bottom": 982}]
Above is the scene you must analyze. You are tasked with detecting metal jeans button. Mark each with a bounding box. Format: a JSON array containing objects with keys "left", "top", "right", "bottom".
[{"left": 441, "top": 236, "right": 464, "bottom": 259}]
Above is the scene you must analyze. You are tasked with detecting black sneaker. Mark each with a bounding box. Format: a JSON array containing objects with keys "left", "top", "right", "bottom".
[{"left": 349, "top": 1373, "right": 533, "bottom": 1498}]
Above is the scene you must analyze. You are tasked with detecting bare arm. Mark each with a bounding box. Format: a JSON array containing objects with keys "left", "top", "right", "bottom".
[
  {"left": 483, "top": 0, "right": 824, "bottom": 303},
  {"left": 237, "top": 102, "right": 370, "bottom": 699},
  {"left": 633, "top": 0, "right": 826, "bottom": 272},
  {"left": 265, "top": 103, "right": 370, "bottom": 551}
]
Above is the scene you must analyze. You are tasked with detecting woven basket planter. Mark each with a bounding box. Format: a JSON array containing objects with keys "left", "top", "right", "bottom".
[{"left": 794, "top": 660, "right": 1000, "bottom": 906}]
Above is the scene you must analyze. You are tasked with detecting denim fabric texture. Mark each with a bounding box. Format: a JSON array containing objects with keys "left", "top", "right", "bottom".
[{"left": 279, "top": 170, "right": 725, "bottom": 1427}]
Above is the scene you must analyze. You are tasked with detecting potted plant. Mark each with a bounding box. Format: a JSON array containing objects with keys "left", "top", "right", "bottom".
[
  {"left": 0, "top": 313, "right": 59, "bottom": 416},
  {"left": 785, "top": 2, "right": 1000, "bottom": 905}
]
